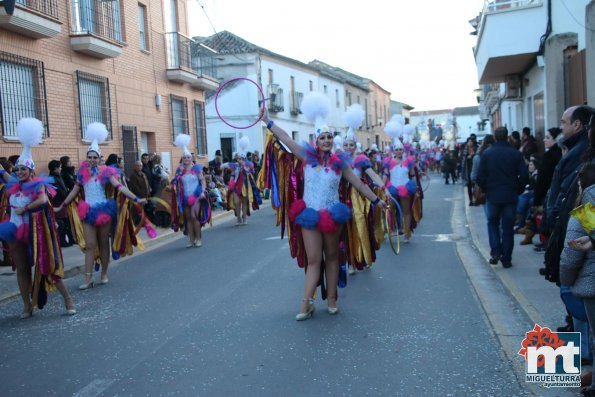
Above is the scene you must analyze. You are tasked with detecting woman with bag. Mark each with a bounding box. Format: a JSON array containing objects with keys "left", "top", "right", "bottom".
[{"left": 470, "top": 135, "right": 494, "bottom": 207}]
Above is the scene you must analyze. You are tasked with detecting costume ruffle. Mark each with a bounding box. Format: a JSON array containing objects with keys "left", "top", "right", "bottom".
[
  {"left": 387, "top": 180, "right": 417, "bottom": 198},
  {"left": 353, "top": 154, "right": 372, "bottom": 171},
  {"left": 302, "top": 143, "right": 351, "bottom": 173},
  {"left": 77, "top": 198, "right": 117, "bottom": 226},
  {"left": 289, "top": 199, "right": 352, "bottom": 233}
]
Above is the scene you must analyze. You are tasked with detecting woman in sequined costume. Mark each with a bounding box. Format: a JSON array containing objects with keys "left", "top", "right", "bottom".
[
  {"left": 262, "top": 110, "right": 387, "bottom": 320},
  {"left": 57, "top": 123, "right": 146, "bottom": 289}
]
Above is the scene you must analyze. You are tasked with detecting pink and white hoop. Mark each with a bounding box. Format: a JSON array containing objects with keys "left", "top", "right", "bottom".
[{"left": 214, "top": 77, "right": 266, "bottom": 130}]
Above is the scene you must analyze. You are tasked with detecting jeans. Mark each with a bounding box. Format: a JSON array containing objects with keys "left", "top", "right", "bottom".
[
  {"left": 486, "top": 201, "right": 517, "bottom": 262},
  {"left": 516, "top": 191, "right": 534, "bottom": 224}
]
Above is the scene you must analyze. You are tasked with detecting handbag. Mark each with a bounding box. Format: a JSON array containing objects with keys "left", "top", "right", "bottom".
[{"left": 473, "top": 183, "right": 486, "bottom": 205}]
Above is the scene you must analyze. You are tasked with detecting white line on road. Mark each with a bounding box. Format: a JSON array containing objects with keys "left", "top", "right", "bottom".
[{"left": 73, "top": 379, "right": 116, "bottom": 397}]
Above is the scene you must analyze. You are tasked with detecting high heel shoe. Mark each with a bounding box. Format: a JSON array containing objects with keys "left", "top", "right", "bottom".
[
  {"left": 99, "top": 275, "right": 109, "bottom": 285},
  {"left": 20, "top": 308, "right": 33, "bottom": 319},
  {"left": 78, "top": 273, "right": 94, "bottom": 290},
  {"left": 295, "top": 298, "right": 315, "bottom": 321},
  {"left": 64, "top": 297, "right": 76, "bottom": 315},
  {"left": 327, "top": 306, "right": 339, "bottom": 315}
]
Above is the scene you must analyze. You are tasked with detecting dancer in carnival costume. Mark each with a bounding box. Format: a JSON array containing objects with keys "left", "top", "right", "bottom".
[
  {"left": 383, "top": 117, "right": 420, "bottom": 243},
  {"left": 228, "top": 136, "right": 262, "bottom": 226},
  {"left": 170, "top": 133, "right": 210, "bottom": 248},
  {"left": 0, "top": 118, "right": 76, "bottom": 318},
  {"left": 340, "top": 104, "right": 386, "bottom": 275},
  {"left": 259, "top": 92, "right": 388, "bottom": 321},
  {"left": 56, "top": 123, "right": 147, "bottom": 289}
]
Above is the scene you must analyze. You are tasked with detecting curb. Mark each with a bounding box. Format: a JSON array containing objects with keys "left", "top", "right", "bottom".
[
  {"left": 0, "top": 207, "right": 239, "bottom": 304},
  {"left": 463, "top": 190, "right": 545, "bottom": 326}
]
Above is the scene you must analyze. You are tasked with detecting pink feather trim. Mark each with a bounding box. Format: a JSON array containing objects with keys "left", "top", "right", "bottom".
[
  {"left": 397, "top": 185, "right": 409, "bottom": 198},
  {"left": 187, "top": 195, "right": 197, "bottom": 207},
  {"left": 318, "top": 209, "right": 337, "bottom": 233},
  {"left": 77, "top": 200, "right": 90, "bottom": 220},
  {"left": 95, "top": 213, "right": 112, "bottom": 226},
  {"left": 289, "top": 199, "right": 306, "bottom": 221}
]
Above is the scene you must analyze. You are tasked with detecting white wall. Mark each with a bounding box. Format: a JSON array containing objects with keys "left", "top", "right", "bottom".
[{"left": 552, "top": 0, "right": 591, "bottom": 50}]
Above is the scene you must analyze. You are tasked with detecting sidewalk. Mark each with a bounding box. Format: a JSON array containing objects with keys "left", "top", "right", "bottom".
[
  {"left": 464, "top": 188, "right": 567, "bottom": 331},
  {"left": 0, "top": 208, "right": 235, "bottom": 303}
]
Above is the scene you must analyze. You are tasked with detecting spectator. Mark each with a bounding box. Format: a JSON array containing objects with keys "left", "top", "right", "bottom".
[
  {"left": 510, "top": 130, "right": 521, "bottom": 150},
  {"left": 140, "top": 153, "right": 154, "bottom": 194},
  {"left": 128, "top": 160, "right": 151, "bottom": 223},
  {"left": 59, "top": 156, "right": 76, "bottom": 191},
  {"left": 477, "top": 127, "right": 528, "bottom": 268},
  {"left": 520, "top": 127, "right": 538, "bottom": 161},
  {"left": 208, "top": 150, "right": 222, "bottom": 176},
  {"left": 105, "top": 153, "right": 127, "bottom": 189},
  {"left": 49, "top": 160, "right": 75, "bottom": 247}
]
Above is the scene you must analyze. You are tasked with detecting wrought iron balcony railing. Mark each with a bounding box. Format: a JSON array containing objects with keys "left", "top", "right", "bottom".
[
  {"left": 70, "top": 0, "right": 122, "bottom": 42},
  {"left": 15, "top": 0, "right": 59, "bottom": 19},
  {"left": 166, "top": 32, "right": 192, "bottom": 70}
]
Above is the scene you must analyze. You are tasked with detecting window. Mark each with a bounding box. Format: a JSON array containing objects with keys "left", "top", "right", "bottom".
[
  {"left": 71, "top": 0, "right": 123, "bottom": 42},
  {"left": 138, "top": 3, "right": 149, "bottom": 51},
  {"left": 76, "top": 71, "right": 112, "bottom": 138},
  {"left": 194, "top": 101, "right": 207, "bottom": 155},
  {"left": 0, "top": 52, "right": 49, "bottom": 138},
  {"left": 170, "top": 95, "right": 188, "bottom": 138},
  {"left": 308, "top": 80, "right": 313, "bottom": 92},
  {"left": 335, "top": 89, "right": 339, "bottom": 108},
  {"left": 323, "top": 85, "right": 327, "bottom": 94}
]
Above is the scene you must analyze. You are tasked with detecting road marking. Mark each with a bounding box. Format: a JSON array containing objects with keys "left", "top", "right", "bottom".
[
  {"left": 73, "top": 379, "right": 116, "bottom": 397},
  {"left": 264, "top": 236, "right": 282, "bottom": 240}
]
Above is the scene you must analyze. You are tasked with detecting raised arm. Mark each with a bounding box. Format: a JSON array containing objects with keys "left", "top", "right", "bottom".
[
  {"left": 0, "top": 164, "right": 10, "bottom": 183},
  {"left": 261, "top": 115, "right": 305, "bottom": 162},
  {"left": 342, "top": 166, "right": 387, "bottom": 209}
]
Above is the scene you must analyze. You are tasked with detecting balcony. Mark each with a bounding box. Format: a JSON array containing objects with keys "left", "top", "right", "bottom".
[
  {"left": 69, "top": 0, "right": 123, "bottom": 59},
  {"left": 474, "top": 0, "right": 545, "bottom": 84},
  {"left": 165, "top": 32, "right": 198, "bottom": 84},
  {"left": 190, "top": 44, "right": 219, "bottom": 91},
  {"left": 0, "top": 0, "right": 61, "bottom": 39}
]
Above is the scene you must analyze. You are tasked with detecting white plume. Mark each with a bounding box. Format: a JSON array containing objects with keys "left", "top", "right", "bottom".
[
  {"left": 301, "top": 92, "right": 330, "bottom": 123},
  {"left": 343, "top": 104, "right": 365, "bottom": 130},
  {"left": 16, "top": 118, "right": 43, "bottom": 147},
  {"left": 333, "top": 135, "right": 343, "bottom": 151},
  {"left": 391, "top": 114, "right": 405, "bottom": 126},
  {"left": 403, "top": 124, "right": 415, "bottom": 136},
  {"left": 85, "top": 122, "right": 108, "bottom": 144},
  {"left": 384, "top": 121, "right": 403, "bottom": 138},
  {"left": 239, "top": 136, "right": 250, "bottom": 151},
  {"left": 174, "top": 133, "right": 191, "bottom": 149}
]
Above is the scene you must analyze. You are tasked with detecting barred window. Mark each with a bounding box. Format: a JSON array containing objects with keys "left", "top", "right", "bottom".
[
  {"left": 170, "top": 95, "right": 188, "bottom": 139},
  {"left": 76, "top": 71, "right": 112, "bottom": 138},
  {"left": 0, "top": 52, "right": 49, "bottom": 139},
  {"left": 194, "top": 101, "right": 207, "bottom": 155}
]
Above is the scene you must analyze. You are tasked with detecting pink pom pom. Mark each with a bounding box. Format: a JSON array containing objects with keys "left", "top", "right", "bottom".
[
  {"left": 228, "top": 180, "right": 236, "bottom": 191},
  {"left": 16, "top": 224, "right": 29, "bottom": 242},
  {"left": 145, "top": 223, "right": 157, "bottom": 239},
  {"left": 288, "top": 199, "right": 306, "bottom": 221},
  {"left": 318, "top": 209, "right": 337, "bottom": 233},
  {"left": 77, "top": 201, "right": 90, "bottom": 220},
  {"left": 95, "top": 213, "right": 111, "bottom": 226},
  {"left": 187, "top": 195, "right": 197, "bottom": 207},
  {"left": 397, "top": 185, "right": 409, "bottom": 198}
]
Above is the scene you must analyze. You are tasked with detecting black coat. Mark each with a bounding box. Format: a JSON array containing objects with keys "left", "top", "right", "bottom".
[{"left": 533, "top": 145, "right": 562, "bottom": 206}]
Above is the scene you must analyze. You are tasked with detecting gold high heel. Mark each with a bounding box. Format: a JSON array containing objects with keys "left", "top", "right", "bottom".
[
  {"left": 295, "top": 298, "right": 315, "bottom": 321},
  {"left": 78, "top": 273, "right": 94, "bottom": 290}
]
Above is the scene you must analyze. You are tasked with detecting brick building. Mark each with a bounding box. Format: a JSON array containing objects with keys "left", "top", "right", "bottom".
[{"left": 0, "top": 0, "right": 218, "bottom": 175}]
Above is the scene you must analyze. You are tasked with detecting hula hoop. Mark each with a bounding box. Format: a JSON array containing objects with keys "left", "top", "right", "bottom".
[
  {"left": 382, "top": 208, "right": 400, "bottom": 255},
  {"left": 421, "top": 174, "right": 431, "bottom": 192},
  {"left": 214, "top": 77, "right": 266, "bottom": 130}
]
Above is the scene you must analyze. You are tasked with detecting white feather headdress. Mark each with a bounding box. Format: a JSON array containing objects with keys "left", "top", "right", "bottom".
[
  {"left": 174, "top": 133, "right": 192, "bottom": 157},
  {"left": 342, "top": 104, "right": 365, "bottom": 143},
  {"left": 85, "top": 122, "right": 108, "bottom": 156},
  {"left": 301, "top": 92, "right": 331, "bottom": 137},
  {"left": 16, "top": 118, "right": 43, "bottom": 170}
]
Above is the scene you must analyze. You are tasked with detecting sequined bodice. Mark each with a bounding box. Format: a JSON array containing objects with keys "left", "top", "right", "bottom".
[
  {"left": 84, "top": 178, "right": 107, "bottom": 206},
  {"left": 9, "top": 192, "right": 31, "bottom": 226},
  {"left": 303, "top": 165, "right": 341, "bottom": 210},
  {"left": 182, "top": 173, "right": 199, "bottom": 198},
  {"left": 390, "top": 164, "right": 410, "bottom": 187}
]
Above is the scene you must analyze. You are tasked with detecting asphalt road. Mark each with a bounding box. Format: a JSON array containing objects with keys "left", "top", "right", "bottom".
[{"left": 0, "top": 178, "right": 527, "bottom": 397}]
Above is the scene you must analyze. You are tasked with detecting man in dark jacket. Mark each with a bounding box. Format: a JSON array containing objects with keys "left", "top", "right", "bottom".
[
  {"left": 542, "top": 105, "right": 593, "bottom": 283},
  {"left": 477, "top": 127, "right": 528, "bottom": 268}
]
